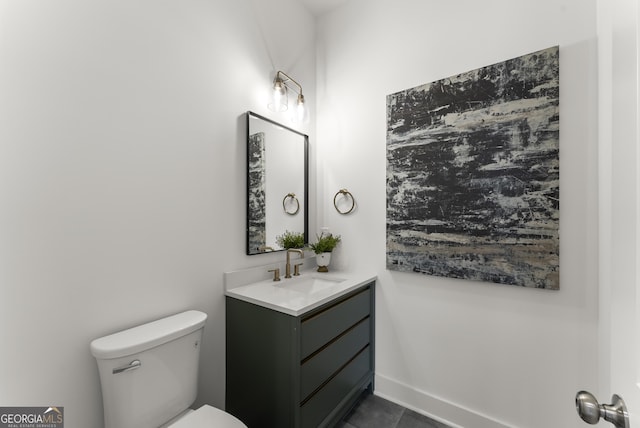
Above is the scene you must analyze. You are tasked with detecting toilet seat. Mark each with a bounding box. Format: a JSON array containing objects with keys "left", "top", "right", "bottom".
[{"left": 167, "top": 405, "right": 247, "bottom": 428}]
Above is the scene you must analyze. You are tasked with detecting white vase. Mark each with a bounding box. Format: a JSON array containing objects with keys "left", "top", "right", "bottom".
[{"left": 316, "top": 252, "right": 332, "bottom": 272}]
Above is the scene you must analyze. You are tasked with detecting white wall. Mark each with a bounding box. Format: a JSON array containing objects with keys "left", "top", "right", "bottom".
[
  {"left": 0, "top": 1, "right": 315, "bottom": 426},
  {"left": 316, "top": 1, "right": 598, "bottom": 427}
]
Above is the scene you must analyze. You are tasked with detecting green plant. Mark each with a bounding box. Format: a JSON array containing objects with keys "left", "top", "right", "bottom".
[
  {"left": 309, "top": 232, "right": 341, "bottom": 254},
  {"left": 275, "top": 230, "right": 305, "bottom": 249}
]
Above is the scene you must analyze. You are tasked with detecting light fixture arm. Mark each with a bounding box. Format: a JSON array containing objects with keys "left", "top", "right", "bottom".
[{"left": 275, "top": 70, "right": 304, "bottom": 97}]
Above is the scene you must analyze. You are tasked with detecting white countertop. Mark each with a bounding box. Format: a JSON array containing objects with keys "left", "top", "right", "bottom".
[{"left": 224, "top": 258, "right": 376, "bottom": 316}]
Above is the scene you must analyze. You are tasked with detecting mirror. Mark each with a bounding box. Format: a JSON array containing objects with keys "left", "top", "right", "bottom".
[{"left": 247, "top": 111, "right": 308, "bottom": 255}]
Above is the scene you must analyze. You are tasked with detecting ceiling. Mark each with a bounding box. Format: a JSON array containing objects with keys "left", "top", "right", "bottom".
[{"left": 296, "top": 0, "right": 351, "bottom": 16}]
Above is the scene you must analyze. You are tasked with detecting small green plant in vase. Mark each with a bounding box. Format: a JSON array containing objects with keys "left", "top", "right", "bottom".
[
  {"left": 275, "top": 230, "right": 306, "bottom": 250},
  {"left": 309, "top": 232, "right": 341, "bottom": 272}
]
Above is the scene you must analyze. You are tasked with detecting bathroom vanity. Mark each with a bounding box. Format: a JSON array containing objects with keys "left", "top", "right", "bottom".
[{"left": 225, "top": 271, "right": 375, "bottom": 428}]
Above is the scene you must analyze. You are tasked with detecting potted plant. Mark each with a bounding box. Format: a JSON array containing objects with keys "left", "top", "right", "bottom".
[
  {"left": 275, "top": 230, "right": 305, "bottom": 250},
  {"left": 309, "top": 232, "right": 341, "bottom": 272}
]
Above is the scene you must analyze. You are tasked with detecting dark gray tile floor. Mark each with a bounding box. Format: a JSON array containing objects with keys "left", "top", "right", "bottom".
[{"left": 337, "top": 394, "right": 451, "bottom": 428}]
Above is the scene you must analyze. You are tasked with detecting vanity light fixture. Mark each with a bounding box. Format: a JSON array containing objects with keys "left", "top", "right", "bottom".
[{"left": 267, "top": 70, "right": 308, "bottom": 124}]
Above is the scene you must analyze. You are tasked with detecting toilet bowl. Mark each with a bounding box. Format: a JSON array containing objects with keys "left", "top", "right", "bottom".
[
  {"left": 164, "top": 405, "right": 246, "bottom": 427},
  {"left": 90, "top": 310, "right": 247, "bottom": 428}
]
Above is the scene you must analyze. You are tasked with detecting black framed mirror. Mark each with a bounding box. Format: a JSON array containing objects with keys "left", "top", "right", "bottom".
[{"left": 247, "top": 111, "right": 309, "bottom": 255}]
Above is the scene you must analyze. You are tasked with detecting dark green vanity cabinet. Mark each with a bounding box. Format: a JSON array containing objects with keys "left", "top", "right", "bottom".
[{"left": 226, "top": 282, "right": 375, "bottom": 428}]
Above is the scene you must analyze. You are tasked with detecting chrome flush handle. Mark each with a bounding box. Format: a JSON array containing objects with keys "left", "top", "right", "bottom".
[
  {"left": 112, "top": 359, "right": 141, "bottom": 374},
  {"left": 576, "top": 390, "right": 630, "bottom": 428}
]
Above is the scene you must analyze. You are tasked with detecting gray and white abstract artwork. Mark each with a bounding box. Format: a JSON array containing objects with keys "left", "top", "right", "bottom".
[
  {"left": 248, "top": 131, "right": 266, "bottom": 253},
  {"left": 386, "top": 46, "right": 560, "bottom": 289}
]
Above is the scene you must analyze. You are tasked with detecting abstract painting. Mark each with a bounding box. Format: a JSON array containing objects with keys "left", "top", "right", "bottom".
[
  {"left": 248, "top": 131, "right": 266, "bottom": 253},
  {"left": 386, "top": 46, "right": 560, "bottom": 289}
]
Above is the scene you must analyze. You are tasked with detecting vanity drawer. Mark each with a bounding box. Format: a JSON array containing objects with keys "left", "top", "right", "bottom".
[
  {"left": 300, "top": 347, "right": 371, "bottom": 428},
  {"left": 300, "top": 318, "right": 370, "bottom": 400},
  {"left": 300, "top": 287, "right": 371, "bottom": 359}
]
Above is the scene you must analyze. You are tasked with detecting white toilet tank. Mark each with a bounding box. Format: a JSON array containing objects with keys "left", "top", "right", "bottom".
[{"left": 90, "top": 310, "right": 207, "bottom": 428}]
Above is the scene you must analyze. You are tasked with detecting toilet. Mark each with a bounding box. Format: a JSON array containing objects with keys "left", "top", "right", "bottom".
[{"left": 90, "top": 310, "right": 246, "bottom": 428}]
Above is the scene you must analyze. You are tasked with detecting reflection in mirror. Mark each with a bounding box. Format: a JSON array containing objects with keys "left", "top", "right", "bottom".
[{"left": 247, "top": 111, "right": 308, "bottom": 255}]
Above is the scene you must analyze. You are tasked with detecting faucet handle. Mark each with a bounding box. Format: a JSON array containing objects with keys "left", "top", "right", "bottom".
[
  {"left": 293, "top": 263, "right": 303, "bottom": 276},
  {"left": 268, "top": 268, "right": 281, "bottom": 281}
]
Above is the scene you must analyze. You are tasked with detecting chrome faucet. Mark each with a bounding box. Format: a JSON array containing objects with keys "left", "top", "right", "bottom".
[{"left": 285, "top": 249, "right": 304, "bottom": 278}]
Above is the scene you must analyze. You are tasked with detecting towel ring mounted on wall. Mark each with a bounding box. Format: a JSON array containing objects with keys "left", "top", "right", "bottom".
[
  {"left": 282, "top": 193, "right": 300, "bottom": 215},
  {"left": 334, "top": 189, "right": 355, "bottom": 214}
]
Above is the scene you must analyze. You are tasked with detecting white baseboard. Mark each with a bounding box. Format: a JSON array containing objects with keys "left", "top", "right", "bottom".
[{"left": 374, "top": 373, "right": 513, "bottom": 428}]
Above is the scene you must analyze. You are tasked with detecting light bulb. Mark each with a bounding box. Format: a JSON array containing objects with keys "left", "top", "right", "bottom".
[
  {"left": 292, "top": 93, "right": 308, "bottom": 124},
  {"left": 268, "top": 79, "right": 288, "bottom": 112}
]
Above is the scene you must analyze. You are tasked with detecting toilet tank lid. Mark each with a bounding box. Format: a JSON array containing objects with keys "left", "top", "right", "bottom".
[{"left": 90, "top": 310, "right": 207, "bottom": 359}]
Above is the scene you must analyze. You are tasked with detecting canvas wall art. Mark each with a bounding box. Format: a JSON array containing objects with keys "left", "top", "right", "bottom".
[{"left": 386, "top": 46, "right": 560, "bottom": 289}]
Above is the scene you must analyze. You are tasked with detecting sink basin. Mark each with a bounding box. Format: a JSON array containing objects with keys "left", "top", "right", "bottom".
[{"left": 276, "top": 275, "right": 346, "bottom": 294}]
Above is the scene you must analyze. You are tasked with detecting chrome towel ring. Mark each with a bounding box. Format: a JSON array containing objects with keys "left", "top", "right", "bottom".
[
  {"left": 334, "top": 189, "right": 355, "bottom": 214},
  {"left": 282, "top": 193, "right": 300, "bottom": 215}
]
